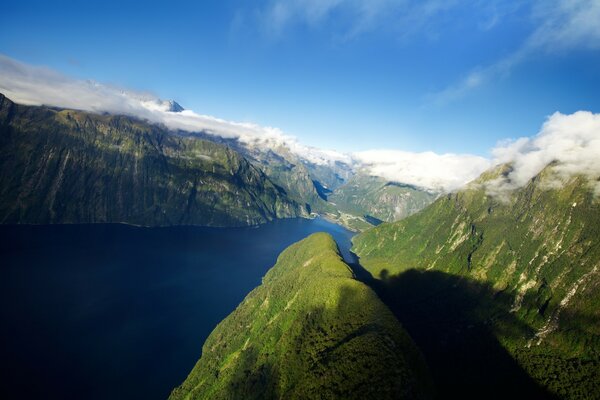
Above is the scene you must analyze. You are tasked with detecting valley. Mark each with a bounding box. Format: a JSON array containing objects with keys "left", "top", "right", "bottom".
[
  {"left": 353, "top": 164, "right": 600, "bottom": 398},
  {"left": 0, "top": 93, "right": 434, "bottom": 230},
  {"left": 0, "top": 96, "right": 598, "bottom": 400},
  {"left": 0, "top": 218, "right": 355, "bottom": 400},
  {"left": 2, "top": 3, "right": 599, "bottom": 399}
]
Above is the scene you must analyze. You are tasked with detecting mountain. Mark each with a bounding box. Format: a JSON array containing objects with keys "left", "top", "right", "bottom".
[
  {"left": 198, "top": 134, "right": 354, "bottom": 207},
  {"left": 170, "top": 233, "right": 433, "bottom": 400},
  {"left": 182, "top": 131, "right": 438, "bottom": 231},
  {"left": 165, "top": 100, "right": 184, "bottom": 113},
  {"left": 0, "top": 93, "right": 305, "bottom": 226},
  {"left": 328, "top": 173, "right": 438, "bottom": 223},
  {"left": 232, "top": 142, "right": 331, "bottom": 211},
  {"left": 141, "top": 98, "right": 185, "bottom": 112},
  {"left": 353, "top": 163, "right": 600, "bottom": 398}
]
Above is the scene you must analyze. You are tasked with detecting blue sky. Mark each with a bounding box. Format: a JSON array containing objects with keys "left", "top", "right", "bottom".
[{"left": 1, "top": 0, "right": 599, "bottom": 156}]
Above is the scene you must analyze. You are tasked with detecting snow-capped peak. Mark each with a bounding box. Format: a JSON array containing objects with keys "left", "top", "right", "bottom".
[{"left": 141, "top": 99, "right": 185, "bottom": 113}]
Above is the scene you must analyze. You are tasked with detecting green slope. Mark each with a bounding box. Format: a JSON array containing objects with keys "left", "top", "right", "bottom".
[
  {"left": 329, "top": 173, "right": 437, "bottom": 223},
  {"left": 353, "top": 164, "right": 600, "bottom": 399},
  {"left": 186, "top": 132, "right": 333, "bottom": 213},
  {"left": 0, "top": 94, "right": 304, "bottom": 226},
  {"left": 170, "top": 233, "right": 432, "bottom": 400}
]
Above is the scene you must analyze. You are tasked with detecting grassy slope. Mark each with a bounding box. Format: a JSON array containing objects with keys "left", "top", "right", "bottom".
[
  {"left": 0, "top": 94, "right": 303, "bottom": 226},
  {"left": 353, "top": 164, "right": 600, "bottom": 399},
  {"left": 170, "top": 233, "right": 432, "bottom": 400}
]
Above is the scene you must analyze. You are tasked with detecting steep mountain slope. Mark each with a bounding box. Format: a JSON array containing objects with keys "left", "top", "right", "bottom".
[
  {"left": 179, "top": 132, "right": 439, "bottom": 231},
  {"left": 170, "top": 233, "right": 432, "bottom": 400},
  {"left": 0, "top": 94, "right": 304, "bottom": 226},
  {"left": 353, "top": 164, "right": 600, "bottom": 399},
  {"left": 183, "top": 132, "right": 349, "bottom": 213},
  {"left": 329, "top": 173, "right": 437, "bottom": 223},
  {"left": 234, "top": 143, "right": 329, "bottom": 210}
]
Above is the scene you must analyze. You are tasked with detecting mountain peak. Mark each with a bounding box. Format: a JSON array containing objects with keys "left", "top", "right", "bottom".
[
  {"left": 165, "top": 100, "right": 184, "bottom": 113},
  {"left": 161, "top": 100, "right": 185, "bottom": 112}
]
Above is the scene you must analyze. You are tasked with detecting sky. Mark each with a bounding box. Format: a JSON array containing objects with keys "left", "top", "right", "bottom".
[
  {"left": 1, "top": 0, "right": 599, "bottom": 194},
  {"left": 1, "top": 0, "right": 598, "bottom": 157}
]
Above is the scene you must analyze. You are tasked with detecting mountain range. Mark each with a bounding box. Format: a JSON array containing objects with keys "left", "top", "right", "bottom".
[
  {"left": 0, "top": 93, "right": 434, "bottom": 229},
  {"left": 0, "top": 94, "right": 305, "bottom": 226},
  {"left": 353, "top": 163, "right": 599, "bottom": 398},
  {"left": 0, "top": 92, "right": 597, "bottom": 399},
  {"left": 170, "top": 161, "right": 599, "bottom": 399}
]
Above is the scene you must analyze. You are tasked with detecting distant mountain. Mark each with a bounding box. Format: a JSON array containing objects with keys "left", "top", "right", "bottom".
[
  {"left": 141, "top": 98, "right": 185, "bottom": 113},
  {"left": 329, "top": 173, "right": 438, "bottom": 223},
  {"left": 0, "top": 93, "right": 305, "bottom": 226},
  {"left": 0, "top": 93, "right": 439, "bottom": 230},
  {"left": 170, "top": 233, "right": 433, "bottom": 400},
  {"left": 353, "top": 163, "right": 600, "bottom": 398},
  {"left": 182, "top": 131, "right": 437, "bottom": 231},
  {"left": 180, "top": 132, "right": 351, "bottom": 214},
  {"left": 164, "top": 100, "right": 184, "bottom": 113}
]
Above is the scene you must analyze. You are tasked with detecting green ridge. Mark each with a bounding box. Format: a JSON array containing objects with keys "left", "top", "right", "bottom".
[
  {"left": 329, "top": 173, "right": 437, "bottom": 223},
  {"left": 170, "top": 233, "right": 433, "bottom": 400},
  {"left": 0, "top": 94, "right": 304, "bottom": 226},
  {"left": 353, "top": 163, "right": 600, "bottom": 399}
]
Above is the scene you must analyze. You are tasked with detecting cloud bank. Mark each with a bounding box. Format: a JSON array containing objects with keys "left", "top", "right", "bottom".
[
  {"left": 1, "top": 54, "right": 598, "bottom": 195},
  {"left": 354, "top": 150, "right": 491, "bottom": 192},
  {"left": 351, "top": 111, "right": 600, "bottom": 195},
  {"left": 0, "top": 54, "right": 351, "bottom": 167},
  {"left": 489, "top": 111, "right": 600, "bottom": 196}
]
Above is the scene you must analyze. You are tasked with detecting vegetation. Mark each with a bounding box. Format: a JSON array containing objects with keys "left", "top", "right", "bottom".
[
  {"left": 187, "top": 132, "right": 435, "bottom": 231},
  {"left": 0, "top": 93, "right": 305, "bottom": 226},
  {"left": 353, "top": 163, "right": 600, "bottom": 399},
  {"left": 329, "top": 173, "right": 437, "bottom": 223},
  {"left": 170, "top": 233, "right": 433, "bottom": 400}
]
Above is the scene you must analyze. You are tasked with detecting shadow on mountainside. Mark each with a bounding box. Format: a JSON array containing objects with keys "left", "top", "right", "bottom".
[{"left": 347, "top": 254, "right": 558, "bottom": 400}]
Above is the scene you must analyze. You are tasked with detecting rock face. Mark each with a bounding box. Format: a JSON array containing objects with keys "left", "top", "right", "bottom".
[
  {"left": 0, "top": 94, "right": 304, "bottom": 226},
  {"left": 329, "top": 173, "right": 437, "bottom": 223},
  {"left": 177, "top": 132, "right": 438, "bottom": 231},
  {"left": 353, "top": 163, "right": 600, "bottom": 398},
  {"left": 183, "top": 132, "right": 340, "bottom": 214},
  {"left": 237, "top": 143, "right": 328, "bottom": 211},
  {"left": 170, "top": 233, "right": 433, "bottom": 400}
]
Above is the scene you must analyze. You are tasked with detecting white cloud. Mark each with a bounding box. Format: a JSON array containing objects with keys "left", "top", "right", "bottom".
[
  {"left": 0, "top": 54, "right": 492, "bottom": 192},
  {"left": 0, "top": 54, "right": 351, "bottom": 166},
  {"left": 353, "top": 150, "right": 491, "bottom": 192},
  {"left": 354, "top": 111, "right": 600, "bottom": 195},
  {"left": 2, "top": 55, "right": 598, "bottom": 196},
  {"left": 488, "top": 111, "right": 600, "bottom": 196},
  {"left": 430, "top": 0, "right": 600, "bottom": 103}
]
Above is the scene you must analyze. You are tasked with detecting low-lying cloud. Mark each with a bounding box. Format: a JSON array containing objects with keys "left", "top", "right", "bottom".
[
  {"left": 1, "top": 54, "right": 598, "bottom": 196},
  {"left": 0, "top": 54, "right": 350, "bottom": 166},
  {"left": 353, "top": 150, "right": 491, "bottom": 192},
  {"left": 489, "top": 110, "right": 600, "bottom": 196},
  {"left": 351, "top": 111, "right": 600, "bottom": 195}
]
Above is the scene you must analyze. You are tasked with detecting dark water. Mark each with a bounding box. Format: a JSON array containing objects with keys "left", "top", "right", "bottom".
[{"left": 0, "top": 218, "right": 354, "bottom": 400}]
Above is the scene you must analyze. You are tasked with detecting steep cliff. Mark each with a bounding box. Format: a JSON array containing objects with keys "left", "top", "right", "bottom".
[
  {"left": 0, "top": 94, "right": 305, "bottom": 226},
  {"left": 170, "top": 233, "right": 432, "bottom": 400}
]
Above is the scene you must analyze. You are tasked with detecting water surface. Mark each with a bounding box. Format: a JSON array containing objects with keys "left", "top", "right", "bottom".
[{"left": 0, "top": 218, "right": 354, "bottom": 400}]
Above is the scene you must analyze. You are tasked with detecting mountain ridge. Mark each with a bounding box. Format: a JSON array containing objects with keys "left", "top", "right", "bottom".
[
  {"left": 0, "top": 93, "right": 305, "bottom": 227},
  {"left": 353, "top": 162, "right": 600, "bottom": 398},
  {"left": 170, "top": 233, "right": 433, "bottom": 400}
]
